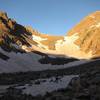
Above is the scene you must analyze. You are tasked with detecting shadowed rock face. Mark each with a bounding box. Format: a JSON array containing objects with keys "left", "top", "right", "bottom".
[
  {"left": 0, "top": 12, "right": 31, "bottom": 48},
  {"left": 67, "top": 11, "right": 100, "bottom": 58}
]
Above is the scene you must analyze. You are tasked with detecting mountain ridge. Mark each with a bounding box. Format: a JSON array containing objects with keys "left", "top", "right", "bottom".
[
  {"left": 67, "top": 11, "right": 100, "bottom": 58},
  {"left": 0, "top": 11, "right": 100, "bottom": 59}
]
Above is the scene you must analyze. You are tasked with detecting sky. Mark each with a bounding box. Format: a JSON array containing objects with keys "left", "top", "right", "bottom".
[{"left": 0, "top": 0, "right": 100, "bottom": 35}]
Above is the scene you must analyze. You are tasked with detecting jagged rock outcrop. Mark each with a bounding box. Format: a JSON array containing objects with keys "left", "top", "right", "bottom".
[{"left": 0, "top": 11, "right": 31, "bottom": 50}]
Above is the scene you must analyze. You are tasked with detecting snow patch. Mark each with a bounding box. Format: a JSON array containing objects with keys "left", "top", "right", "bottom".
[
  {"left": 16, "top": 75, "right": 78, "bottom": 96},
  {"left": 89, "top": 15, "right": 95, "bottom": 19},
  {"left": 95, "top": 22, "right": 100, "bottom": 28},
  {"left": 32, "top": 35, "right": 49, "bottom": 50},
  {"left": 32, "top": 35, "right": 47, "bottom": 42},
  {"left": 21, "top": 45, "right": 28, "bottom": 50},
  {"left": 37, "top": 44, "right": 48, "bottom": 50},
  {"left": 54, "top": 33, "right": 92, "bottom": 59},
  {"left": 89, "top": 22, "right": 100, "bottom": 29},
  {"left": 0, "top": 47, "right": 91, "bottom": 73},
  {"left": 89, "top": 25, "right": 95, "bottom": 28}
]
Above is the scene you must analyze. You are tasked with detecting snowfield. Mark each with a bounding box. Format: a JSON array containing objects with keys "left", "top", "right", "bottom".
[
  {"left": 30, "top": 33, "right": 93, "bottom": 59},
  {"left": 19, "top": 75, "right": 78, "bottom": 96},
  {"left": 0, "top": 47, "right": 90, "bottom": 73},
  {"left": 0, "top": 33, "right": 96, "bottom": 73}
]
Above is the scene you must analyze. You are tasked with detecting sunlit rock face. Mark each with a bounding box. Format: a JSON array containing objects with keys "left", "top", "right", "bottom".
[
  {"left": 67, "top": 11, "right": 100, "bottom": 58},
  {"left": 0, "top": 11, "right": 100, "bottom": 59}
]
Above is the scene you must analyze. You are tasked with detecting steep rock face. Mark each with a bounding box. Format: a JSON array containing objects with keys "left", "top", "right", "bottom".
[
  {"left": 0, "top": 11, "right": 31, "bottom": 49},
  {"left": 67, "top": 11, "right": 100, "bottom": 58}
]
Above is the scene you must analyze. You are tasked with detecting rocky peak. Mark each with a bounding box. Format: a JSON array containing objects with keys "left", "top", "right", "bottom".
[
  {"left": 0, "top": 11, "right": 8, "bottom": 20},
  {"left": 0, "top": 11, "right": 32, "bottom": 52},
  {"left": 0, "top": 11, "right": 15, "bottom": 33},
  {"left": 68, "top": 11, "right": 100, "bottom": 35}
]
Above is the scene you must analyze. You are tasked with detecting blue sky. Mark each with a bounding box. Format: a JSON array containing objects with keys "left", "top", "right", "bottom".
[{"left": 0, "top": 0, "right": 100, "bottom": 35}]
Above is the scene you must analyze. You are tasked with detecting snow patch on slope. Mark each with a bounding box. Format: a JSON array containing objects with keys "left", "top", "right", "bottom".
[
  {"left": 55, "top": 33, "right": 92, "bottom": 59},
  {"left": 55, "top": 33, "right": 80, "bottom": 52},
  {"left": 0, "top": 75, "right": 78, "bottom": 96},
  {"left": 18, "top": 75, "right": 78, "bottom": 96},
  {"left": 89, "top": 22, "right": 100, "bottom": 29},
  {"left": 96, "top": 22, "right": 100, "bottom": 28},
  {"left": 89, "top": 15, "right": 95, "bottom": 19},
  {"left": 0, "top": 47, "right": 90, "bottom": 73},
  {"left": 21, "top": 33, "right": 93, "bottom": 59},
  {"left": 32, "top": 35, "right": 48, "bottom": 50},
  {"left": 32, "top": 35, "right": 47, "bottom": 41}
]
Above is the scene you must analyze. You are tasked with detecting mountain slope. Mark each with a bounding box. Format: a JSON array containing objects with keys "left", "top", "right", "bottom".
[
  {"left": 27, "top": 11, "right": 100, "bottom": 59},
  {"left": 0, "top": 11, "right": 100, "bottom": 59},
  {"left": 67, "top": 11, "right": 100, "bottom": 58},
  {"left": 0, "top": 11, "right": 100, "bottom": 99},
  {"left": 0, "top": 11, "right": 100, "bottom": 73}
]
